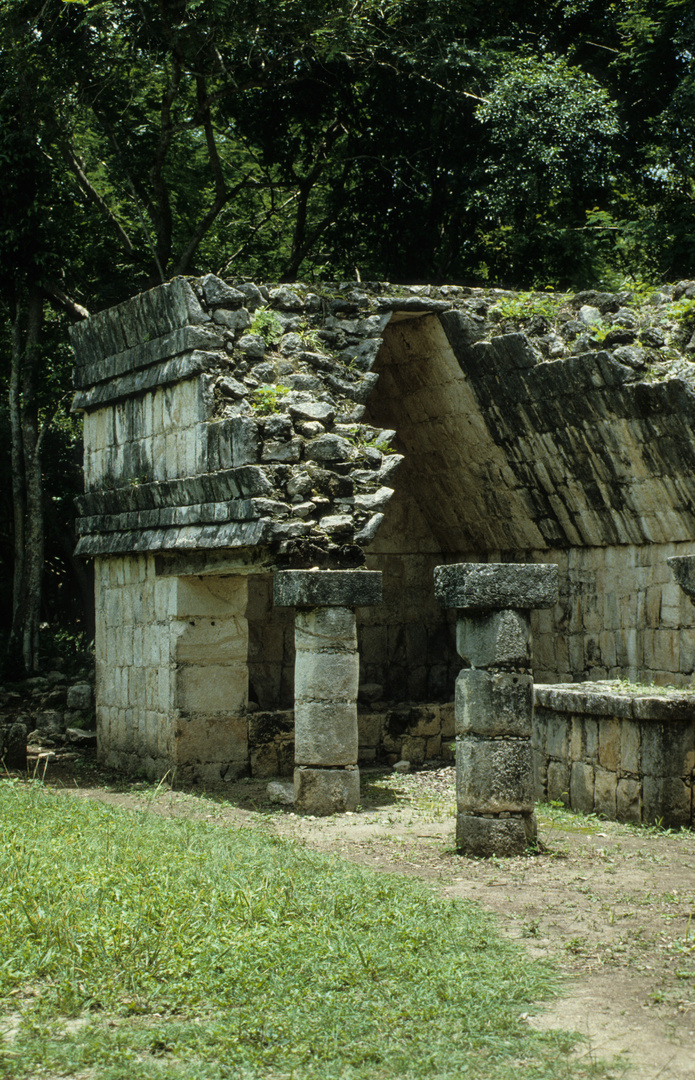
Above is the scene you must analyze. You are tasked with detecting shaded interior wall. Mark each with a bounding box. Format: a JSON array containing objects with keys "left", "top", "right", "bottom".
[
  {"left": 361, "top": 485, "right": 460, "bottom": 701},
  {"left": 529, "top": 542, "right": 695, "bottom": 686},
  {"left": 246, "top": 574, "right": 295, "bottom": 709},
  {"left": 362, "top": 314, "right": 695, "bottom": 692},
  {"left": 95, "top": 554, "right": 250, "bottom": 781}
]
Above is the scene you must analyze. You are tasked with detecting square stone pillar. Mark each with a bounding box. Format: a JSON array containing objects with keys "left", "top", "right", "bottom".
[
  {"left": 274, "top": 570, "right": 382, "bottom": 814},
  {"left": 435, "top": 562, "right": 558, "bottom": 856}
]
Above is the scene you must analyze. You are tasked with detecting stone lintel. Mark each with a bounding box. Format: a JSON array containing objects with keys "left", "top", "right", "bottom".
[
  {"left": 435, "top": 562, "right": 558, "bottom": 612},
  {"left": 273, "top": 569, "right": 382, "bottom": 608}
]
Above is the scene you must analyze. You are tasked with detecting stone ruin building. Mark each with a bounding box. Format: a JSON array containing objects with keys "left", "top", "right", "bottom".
[{"left": 70, "top": 276, "right": 695, "bottom": 834}]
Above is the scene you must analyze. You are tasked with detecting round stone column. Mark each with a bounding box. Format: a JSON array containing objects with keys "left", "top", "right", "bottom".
[
  {"left": 273, "top": 569, "right": 382, "bottom": 815},
  {"left": 434, "top": 562, "right": 558, "bottom": 856}
]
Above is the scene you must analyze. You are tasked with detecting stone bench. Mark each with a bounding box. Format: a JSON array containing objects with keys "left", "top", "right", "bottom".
[{"left": 533, "top": 681, "right": 695, "bottom": 827}]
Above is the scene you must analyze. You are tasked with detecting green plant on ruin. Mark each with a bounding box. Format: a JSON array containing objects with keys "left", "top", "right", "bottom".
[
  {"left": 299, "top": 327, "right": 323, "bottom": 351},
  {"left": 250, "top": 309, "right": 284, "bottom": 345},
  {"left": 664, "top": 296, "right": 695, "bottom": 328},
  {"left": 491, "top": 291, "right": 560, "bottom": 323},
  {"left": 590, "top": 319, "right": 611, "bottom": 343},
  {"left": 250, "top": 383, "right": 290, "bottom": 414}
]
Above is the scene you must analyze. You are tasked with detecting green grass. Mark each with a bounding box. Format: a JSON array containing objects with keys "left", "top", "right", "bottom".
[{"left": 0, "top": 781, "right": 605, "bottom": 1079}]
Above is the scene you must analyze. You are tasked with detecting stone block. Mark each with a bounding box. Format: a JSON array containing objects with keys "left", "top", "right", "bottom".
[
  {"left": 547, "top": 761, "right": 570, "bottom": 805},
  {"left": 294, "top": 701, "right": 358, "bottom": 766},
  {"left": 455, "top": 813, "right": 537, "bottom": 857},
  {"left": 175, "top": 575, "right": 248, "bottom": 619},
  {"left": 173, "top": 714, "right": 248, "bottom": 764},
  {"left": 598, "top": 718, "right": 621, "bottom": 772},
  {"left": 545, "top": 713, "right": 569, "bottom": 761},
  {"left": 67, "top": 683, "right": 93, "bottom": 711},
  {"left": 295, "top": 606, "right": 357, "bottom": 653},
  {"left": 426, "top": 735, "right": 442, "bottom": 758},
  {"left": 641, "top": 721, "right": 695, "bottom": 777},
  {"left": 294, "top": 766, "right": 360, "bottom": 814},
  {"left": 440, "top": 703, "right": 455, "bottom": 738},
  {"left": 620, "top": 720, "right": 640, "bottom": 775},
  {"left": 176, "top": 664, "right": 247, "bottom": 714},
  {"left": 401, "top": 735, "right": 426, "bottom": 765},
  {"left": 594, "top": 767, "right": 617, "bottom": 820},
  {"left": 456, "top": 610, "right": 531, "bottom": 668},
  {"left": 616, "top": 778, "right": 641, "bottom": 823},
  {"left": 411, "top": 706, "right": 440, "bottom": 738},
  {"left": 358, "top": 711, "right": 382, "bottom": 746},
  {"left": 642, "top": 775, "right": 692, "bottom": 828},
  {"left": 569, "top": 761, "right": 595, "bottom": 813},
  {"left": 435, "top": 562, "right": 558, "bottom": 612},
  {"left": 456, "top": 738, "right": 534, "bottom": 813},
  {"left": 294, "top": 649, "right": 359, "bottom": 703},
  {"left": 274, "top": 570, "right": 382, "bottom": 609},
  {"left": 174, "top": 616, "right": 248, "bottom": 665},
  {"left": 455, "top": 669, "right": 533, "bottom": 737}
]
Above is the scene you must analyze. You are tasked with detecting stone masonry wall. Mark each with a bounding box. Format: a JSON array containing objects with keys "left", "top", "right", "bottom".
[
  {"left": 531, "top": 541, "right": 695, "bottom": 686},
  {"left": 533, "top": 682, "right": 695, "bottom": 827},
  {"left": 96, "top": 554, "right": 249, "bottom": 783}
]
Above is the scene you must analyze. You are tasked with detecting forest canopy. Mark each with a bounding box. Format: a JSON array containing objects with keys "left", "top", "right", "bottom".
[{"left": 1, "top": 0, "right": 694, "bottom": 671}]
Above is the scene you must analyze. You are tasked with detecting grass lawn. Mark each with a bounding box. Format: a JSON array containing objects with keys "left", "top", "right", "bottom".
[{"left": 0, "top": 780, "right": 606, "bottom": 1079}]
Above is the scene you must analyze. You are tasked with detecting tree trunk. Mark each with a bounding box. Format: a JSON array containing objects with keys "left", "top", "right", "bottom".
[{"left": 5, "top": 286, "right": 45, "bottom": 676}]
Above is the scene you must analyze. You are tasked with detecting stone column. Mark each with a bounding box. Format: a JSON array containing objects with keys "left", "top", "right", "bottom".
[
  {"left": 273, "top": 569, "right": 382, "bottom": 815},
  {"left": 434, "top": 562, "right": 558, "bottom": 856}
]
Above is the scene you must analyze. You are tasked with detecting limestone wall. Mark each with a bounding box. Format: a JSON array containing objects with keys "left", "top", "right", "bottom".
[
  {"left": 533, "top": 682, "right": 695, "bottom": 826},
  {"left": 95, "top": 555, "right": 249, "bottom": 782},
  {"left": 531, "top": 541, "right": 695, "bottom": 686}
]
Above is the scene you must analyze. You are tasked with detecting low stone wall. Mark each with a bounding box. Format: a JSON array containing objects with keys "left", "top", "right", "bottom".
[
  {"left": 532, "top": 682, "right": 695, "bottom": 827},
  {"left": 247, "top": 701, "right": 455, "bottom": 778}
]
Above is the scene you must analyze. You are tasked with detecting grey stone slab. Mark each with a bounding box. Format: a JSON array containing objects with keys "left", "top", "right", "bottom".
[
  {"left": 547, "top": 761, "right": 570, "bottom": 804},
  {"left": 642, "top": 775, "right": 692, "bottom": 828},
  {"left": 294, "top": 701, "right": 358, "bottom": 766},
  {"left": 455, "top": 813, "right": 537, "bottom": 857},
  {"left": 641, "top": 721, "right": 695, "bottom": 777},
  {"left": 456, "top": 738, "right": 535, "bottom": 813},
  {"left": 569, "top": 761, "right": 595, "bottom": 813},
  {"left": 456, "top": 609, "right": 531, "bottom": 668},
  {"left": 435, "top": 562, "right": 558, "bottom": 611},
  {"left": 288, "top": 401, "right": 336, "bottom": 424},
  {"left": 294, "top": 766, "right": 360, "bottom": 814},
  {"left": 455, "top": 669, "right": 533, "bottom": 737},
  {"left": 274, "top": 570, "right": 382, "bottom": 608},
  {"left": 616, "top": 778, "right": 642, "bottom": 823}
]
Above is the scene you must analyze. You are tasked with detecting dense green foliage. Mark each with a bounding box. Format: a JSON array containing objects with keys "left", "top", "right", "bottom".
[
  {"left": 0, "top": 780, "right": 606, "bottom": 1079},
  {"left": 0, "top": 0, "right": 694, "bottom": 659}
]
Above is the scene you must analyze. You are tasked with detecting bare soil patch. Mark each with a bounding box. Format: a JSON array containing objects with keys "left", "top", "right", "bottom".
[{"left": 21, "top": 752, "right": 695, "bottom": 1080}]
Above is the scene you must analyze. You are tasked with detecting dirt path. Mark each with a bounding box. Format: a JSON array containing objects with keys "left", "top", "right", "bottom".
[{"left": 34, "top": 756, "right": 695, "bottom": 1080}]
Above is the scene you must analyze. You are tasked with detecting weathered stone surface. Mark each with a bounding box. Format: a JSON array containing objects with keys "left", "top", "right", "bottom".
[
  {"left": 294, "top": 766, "right": 360, "bottom": 814},
  {"left": 456, "top": 609, "right": 531, "bottom": 668},
  {"left": 455, "top": 669, "right": 533, "bottom": 737},
  {"left": 66, "top": 683, "right": 93, "bottom": 710},
  {"left": 435, "top": 562, "right": 558, "bottom": 611},
  {"left": 294, "top": 701, "right": 358, "bottom": 766},
  {"left": 200, "top": 275, "right": 245, "bottom": 308},
  {"left": 456, "top": 813, "right": 537, "bottom": 857},
  {"left": 295, "top": 649, "right": 359, "bottom": 704},
  {"left": 456, "top": 738, "right": 535, "bottom": 813},
  {"left": 274, "top": 570, "right": 382, "bottom": 608}
]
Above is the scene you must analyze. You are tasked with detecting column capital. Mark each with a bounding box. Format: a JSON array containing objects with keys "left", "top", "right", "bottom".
[
  {"left": 273, "top": 569, "right": 382, "bottom": 609},
  {"left": 434, "top": 562, "right": 558, "bottom": 612}
]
